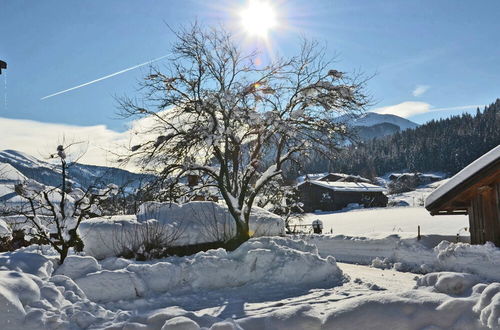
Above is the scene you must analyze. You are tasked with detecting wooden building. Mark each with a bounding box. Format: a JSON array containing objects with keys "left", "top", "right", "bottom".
[
  {"left": 297, "top": 180, "right": 388, "bottom": 212},
  {"left": 425, "top": 145, "right": 500, "bottom": 246},
  {"left": 317, "top": 173, "right": 372, "bottom": 184}
]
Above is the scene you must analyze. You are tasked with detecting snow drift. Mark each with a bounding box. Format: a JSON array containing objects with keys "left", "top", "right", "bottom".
[
  {"left": 72, "top": 237, "right": 343, "bottom": 303},
  {"left": 304, "top": 234, "right": 500, "bottom": 281}
]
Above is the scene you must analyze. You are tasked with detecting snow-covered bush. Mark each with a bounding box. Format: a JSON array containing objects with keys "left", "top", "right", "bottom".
[
  {"left": 79, "top": 202, "right": 285, "bottom": 259},
  {"left": 8, "top": 145, "right": 118, "bottom": 263}
]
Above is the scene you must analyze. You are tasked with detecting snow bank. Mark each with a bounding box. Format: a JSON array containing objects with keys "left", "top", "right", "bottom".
[
  {"left": 0, "top": 252, "right": 116, "bottom": 329},
  {"left": 473, "top": 283, "right": 500, "bottom": 329},
  {"left": 304, "top": 235, "right": 500, "bottom": 281},
  {"left": 71, "top": 237, "right": 343, "bottom": 303},
  {"left": 79, "top": 202, "right": 285, "bottom": 259},
  {"left": 416, "top": 272, "right": 481, "bottom": 295},
  {"left": 53, "top": 255, "right": 101, "bottom": 279},
  {"left": 321, "top": 290, "right": 485, "bottom": 330},
  {"left": 0, "top": 271, "right": 41, "bottom": 329},
  {"left": 0, "top": 251, "right": 54, "bottom": 279}
]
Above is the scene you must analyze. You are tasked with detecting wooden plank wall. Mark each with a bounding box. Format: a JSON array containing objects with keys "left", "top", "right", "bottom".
[{"left": 469, "top": 183, "right": 500, "bottom": 246}]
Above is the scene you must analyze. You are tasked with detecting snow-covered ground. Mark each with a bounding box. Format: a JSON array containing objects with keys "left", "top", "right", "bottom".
[
  {"left": 0, "top": 183, "right": 499, "bottom": 329},
  {"left": 302, "top": 207, "right": 468, "bottom": 238},
  {"left": 299, "top": 179, "right": 468, "bottom": 238},
  {"left": 0, "top": 236, "right": 498, "bottom": 329}
]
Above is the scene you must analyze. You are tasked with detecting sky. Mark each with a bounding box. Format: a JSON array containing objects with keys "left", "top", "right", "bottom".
[{"left": 1, "top": 0, "right": 499, "bottom": 166}]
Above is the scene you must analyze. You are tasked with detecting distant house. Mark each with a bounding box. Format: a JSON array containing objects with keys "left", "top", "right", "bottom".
[
  {"left": 297, "top": 179, "right": 388, "bottom": 212},
  {"left": 425, "top": 145, "right": 500, "bottom": 246},
  {"left": 317, "top": 173, "right": 372, "bottom": 184}
]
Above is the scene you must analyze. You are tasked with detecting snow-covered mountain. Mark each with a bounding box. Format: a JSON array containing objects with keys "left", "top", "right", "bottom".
[
  {"left": 350, "top": 112, "right": 419, "bottom": 131},
  {"left": 0, "top": 150, "right": 152, "bottom": 190},
  {"left": 336, "top": 112, "right": 418, "bottom": 140}
]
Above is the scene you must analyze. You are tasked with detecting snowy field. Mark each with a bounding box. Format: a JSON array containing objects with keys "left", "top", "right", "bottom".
[{"left": 302, "top": 207, "right": 469, "bottom": 238}]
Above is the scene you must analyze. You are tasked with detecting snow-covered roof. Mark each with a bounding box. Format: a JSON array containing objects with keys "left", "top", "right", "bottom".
[
  {"left": 301, "top": 180, "right": 385, "bottom": 192},
  {"left": 425, "top": 145, "right": 500, "bottom": 209}
]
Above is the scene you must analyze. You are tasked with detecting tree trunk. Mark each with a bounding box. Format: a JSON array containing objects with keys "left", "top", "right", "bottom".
[
  {"left": 226, "top": 220, "right": 250, "bottom": 250},
  {"left": 59, "top": 246, "right": 69, "bottom": 264}
]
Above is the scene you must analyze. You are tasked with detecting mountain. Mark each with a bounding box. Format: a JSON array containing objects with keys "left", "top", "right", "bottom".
[
  {"left": 0, "top": 150, "right": 152, "bottom": 190},
  {"left": 331, "top": 100, "right": 499, "bottom": 177},
  {"left": 336, "top": 112, "right": 419, "bottom": 141},
  {"left": 351, "top": 112, "right": 419, "bottom": 131},
  {"left": 355, "top": 122, "right": 401, "bottom": 140}
]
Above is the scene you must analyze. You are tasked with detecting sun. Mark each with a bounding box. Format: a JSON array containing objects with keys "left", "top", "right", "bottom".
[{"left": 239, "top": 0, "right": 278, "bottom": 38}]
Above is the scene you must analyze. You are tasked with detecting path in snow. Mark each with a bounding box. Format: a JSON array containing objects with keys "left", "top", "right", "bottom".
[{"left": 122, "top": 262, "right": 421, "bottom": 324}]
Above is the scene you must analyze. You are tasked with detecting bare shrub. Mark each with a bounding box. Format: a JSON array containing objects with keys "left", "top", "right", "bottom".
[{"left": 110, "top": 220, "right": 185, "bottom": 261}]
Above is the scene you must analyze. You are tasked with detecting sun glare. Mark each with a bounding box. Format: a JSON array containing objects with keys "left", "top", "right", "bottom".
[{"left": 240, "top": 0, "right": 278, "bottom": 38}]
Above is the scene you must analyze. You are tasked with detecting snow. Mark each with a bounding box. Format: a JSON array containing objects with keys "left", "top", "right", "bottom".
[
  {"left": 0, "top": 218, "right": 12, "bottom": 239},
  {"left": 299, "top": 180, "right": 386, "bottom": 192},
  {"left": 53, "top": 255, "right": 101, "bottom": 279},
  {"left": 426, "top": 144, "right": 500, "bottom": 208},
  {"left": 303, "top": 206, "right": 468, "bottom": 236},
  {"left": 0, "top": 162, "right": 27, "bottom": 182},
  {"left": 0, "top": 251, "right": 54, "bottom": 279},
  {"left": 0, "top": 194, "right": 499, "bottom": 329},
  {"left": 304, "top": 235, "right": 500, "bottom": 281},
  {"left": 416, "top": 272, "right": 480, "bottom": 295},
  {"left": 71, "top": 237, "right": 343, "bottom": 303},
  {"left": 79, "top": 202, "right": 285, "bottom": 259}
]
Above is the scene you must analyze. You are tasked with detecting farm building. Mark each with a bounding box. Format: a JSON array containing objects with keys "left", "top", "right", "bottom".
[
  {"left": 316, "top": 173, "right": 372, "bottom": 183},
  {"left": 297, "top": 179, "right": 388, "bottom": 212},
  {"left": 425, "top": 145, "right": 500, "bottom": 246}
]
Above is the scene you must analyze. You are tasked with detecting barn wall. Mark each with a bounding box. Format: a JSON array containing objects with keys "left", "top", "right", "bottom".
[{"left": 468, "top": 183, "right": 500, "bottom": 246}]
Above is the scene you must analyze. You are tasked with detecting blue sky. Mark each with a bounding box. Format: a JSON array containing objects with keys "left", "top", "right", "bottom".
[{"left": 0, "top": 0, "right": 499, "bottom": 164}]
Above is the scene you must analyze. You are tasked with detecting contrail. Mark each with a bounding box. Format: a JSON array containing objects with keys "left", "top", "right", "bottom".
[{"left": 41, "top": 54, "right": 169, "bottom": 100}]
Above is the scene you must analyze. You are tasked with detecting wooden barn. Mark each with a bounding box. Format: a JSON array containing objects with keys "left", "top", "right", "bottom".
[
  {"left": 425, "top": 145, "right": 500, "bottom": 246},
  {"left": 317, "top": 173, "right": 372, "bottom": 184},
  {"left": 297, "top": 180, "right": 388, "bottom": 212}
]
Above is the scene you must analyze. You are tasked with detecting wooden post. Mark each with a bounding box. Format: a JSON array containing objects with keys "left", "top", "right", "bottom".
[{"left": 417, "top": 225, "right": 421, "bottom": 240}]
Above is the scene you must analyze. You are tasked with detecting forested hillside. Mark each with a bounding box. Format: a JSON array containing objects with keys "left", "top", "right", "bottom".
[{"left": 330, "top": 99, "right": 500, "bottom": 178}]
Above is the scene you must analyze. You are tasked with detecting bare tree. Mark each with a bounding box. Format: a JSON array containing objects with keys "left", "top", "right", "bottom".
[
  {"left": 12, "top": 145, "right": 117, "bottom": 263},
  {"left": 118, "top": 23, "right": 370, "bottom": 245}
]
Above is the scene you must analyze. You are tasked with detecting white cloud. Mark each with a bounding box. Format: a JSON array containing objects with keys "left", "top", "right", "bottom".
[
  {"left": 372, "top": 101, "right": 431, "bottom": 118},
  {"left": 412, "top": 85, "right": 430, "bottom": 97},
  {"left": 0, "top": 117, "right": 130, "bottom": 167},
  {"left": 0, "top": 110, "right": 177, "bottom": 170},
  {"left": 372, "top": 102, "right": 484, "bottom": 118}
]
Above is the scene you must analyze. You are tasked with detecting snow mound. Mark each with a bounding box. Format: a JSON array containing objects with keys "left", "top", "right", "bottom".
[
  {"left": 73, "top": 237, "right": 343, "bottom": 303},
  {"left": 161, "top": 316, "right": 200, "bottom": 330},
  {"left": 79, "top": 202, "right": 285, "bottom": 259},
  {"left": 0, "top": 251, "right": 54, "bottom": 279},
  {"left": 0, "top": 263, "right": 116, "bottom": 329},
  {"left": 322, "top": 290, "right": 484, "bottom": 330},
  {"left": 53, "top": 255, "right": 101, "bottom": 279},
  {"left": 0, "top": 271, "right": 41, "bottom": 329},
  {"left": 416, "top": 272, "right": 481, "bottom": 295},
  {"left": 473, "top": 283, "right": 500, "bottom": 329},
  {"left": 305, "top": 235, "right": 500, "bottom": 281}
]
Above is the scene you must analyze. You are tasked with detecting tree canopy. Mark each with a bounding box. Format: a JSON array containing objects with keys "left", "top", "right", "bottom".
[{"left": 119, "top": 23, "right": 369, "bottom": 243}]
